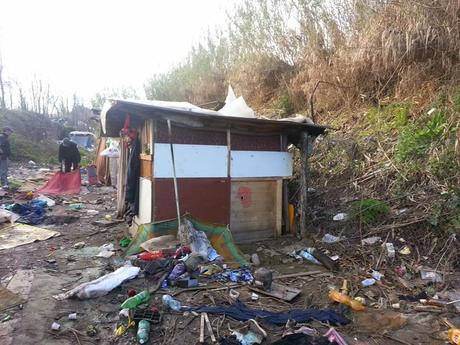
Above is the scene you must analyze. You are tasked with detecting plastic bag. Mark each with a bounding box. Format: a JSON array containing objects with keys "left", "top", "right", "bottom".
[
  {"left": 179, "top": 219, "right": 221, "bottom": 261},
  {"left": 53, "top": 265, "right": 140, "bottom": 300},
  {"left": 100, "top": 141, "right": 120, "bottom": 158},
  {"left": 218, "top": 96, "right": 255, "bottom": 118}
]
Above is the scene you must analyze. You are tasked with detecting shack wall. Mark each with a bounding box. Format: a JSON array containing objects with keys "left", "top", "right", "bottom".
[{"left": 150, "top": 121, "right": 289, "bottom": 242}]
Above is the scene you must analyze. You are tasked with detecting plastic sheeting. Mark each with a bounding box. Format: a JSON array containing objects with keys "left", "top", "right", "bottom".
[
  {"left": 37, "top": 170, "right": 81, "bottom": 195},
  {"left": 125, "top": 215, "right": 248, "bottom": 267}
]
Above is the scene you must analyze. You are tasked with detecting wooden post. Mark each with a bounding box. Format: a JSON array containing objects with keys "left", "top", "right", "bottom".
[{"left": 299, "top": 131, "right": 309, "bottom": 238}]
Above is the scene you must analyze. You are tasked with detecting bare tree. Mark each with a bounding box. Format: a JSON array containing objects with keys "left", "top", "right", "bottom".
[{"left": 0, "top": 53, "right": 5, "bottom": 109}]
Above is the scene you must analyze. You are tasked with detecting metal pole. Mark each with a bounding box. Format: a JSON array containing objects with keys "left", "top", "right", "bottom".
[{"left": 167, "top": 120, "right": 181, "bottom": 229}]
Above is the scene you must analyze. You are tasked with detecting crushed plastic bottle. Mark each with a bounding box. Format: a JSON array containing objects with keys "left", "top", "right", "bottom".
[
  {"left": 120, "top": 290, "right": 150, "bottom": 309},
  {"left": 299, "top": 250, "right": 321, "bottom": 265},
  {"left": 162, "top": 294, "right": 182, "bottom": 311},
  {"left": 328, "top": 289, "right": 365, "bottom": 311},
  {"left": 361, "top": 278, "right": 376, "bottom": 287},
  {"left": 137, "top": 320, "right": 150, "bottom": 344}
]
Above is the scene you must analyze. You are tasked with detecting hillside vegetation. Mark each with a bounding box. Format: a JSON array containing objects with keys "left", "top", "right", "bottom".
[{"left": 145, "top": 0, "right": 459, "bottom": 263}]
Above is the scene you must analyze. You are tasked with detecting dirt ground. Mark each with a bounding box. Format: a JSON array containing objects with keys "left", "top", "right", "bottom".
[{"left": 0, "top": 166, "right": 459, "bottom": 345}]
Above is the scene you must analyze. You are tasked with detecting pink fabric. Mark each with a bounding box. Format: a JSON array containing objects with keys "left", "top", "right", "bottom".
[{"left": 37, "top": 170, "right": 81, "bottom": 195}]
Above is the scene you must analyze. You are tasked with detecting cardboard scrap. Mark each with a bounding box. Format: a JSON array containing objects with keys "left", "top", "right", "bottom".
[{"left": 0, "top": 224, "right": 60, "bottom": 250}]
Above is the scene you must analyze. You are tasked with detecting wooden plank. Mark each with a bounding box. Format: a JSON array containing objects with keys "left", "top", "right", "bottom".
[
  {"left": 230, "top": 180, "right": 278, "bottom": 243},
  {"left": 248, "top": 282, "right": 301, "bottom": 302},
  {"left": 275, "top": 180, "right": 282, "bottom": 237},
  {"left": 140, "top": 158, "right": 152, "bottom": 177}
]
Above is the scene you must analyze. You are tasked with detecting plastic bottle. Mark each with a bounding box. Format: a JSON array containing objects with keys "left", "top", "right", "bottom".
[
  {"left": 448, "top": 328, "right": 460, "bottom": 344},
  {"left": 328, "top": 290, "right": 365, "bottom": 311},
  {"left": 162, "top": 294, "right": 182, "bottom": 311},
  {"left": 137, "top": 320, "right": 150, "bottom": 344},
  {"left": 138, "top": 251, "right": 164, "bottom": 260},
  {"left": 120, "top": 290, "right": 150, "bottom": 309},
  {"left": 361, "top": 278, "right": 376, "bottom": 287}
]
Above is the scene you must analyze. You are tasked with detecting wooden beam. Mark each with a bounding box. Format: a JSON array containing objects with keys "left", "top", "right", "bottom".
[{"left": 299, "top": 131, "right": 309, "bottom": 238}]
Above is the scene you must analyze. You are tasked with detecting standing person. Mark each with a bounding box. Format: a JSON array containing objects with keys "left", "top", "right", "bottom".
[
  {"left": 0, "top": 127, "right": 13, "bottom": 188},
  {"left": 58, "top": 137, "right": 81, "bottom": 172}
]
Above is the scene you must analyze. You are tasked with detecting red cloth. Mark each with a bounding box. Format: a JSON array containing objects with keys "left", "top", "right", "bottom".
[{"left": 37, "top": 170, "right": 81, "bottom": 195}]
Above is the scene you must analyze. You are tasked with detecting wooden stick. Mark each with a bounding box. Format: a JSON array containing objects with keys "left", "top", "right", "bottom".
[
  {"left": 167, "top": 119, "right": 181, "bottom": 229},
  {"left": 199, "top": 313, "right": 205, "bottom": 343},
  {"left": 203, "top": 312, "right": 216, "bottom": 343},
  {"left": 272, "top": 271, "right": 322, "bottom": 280}
]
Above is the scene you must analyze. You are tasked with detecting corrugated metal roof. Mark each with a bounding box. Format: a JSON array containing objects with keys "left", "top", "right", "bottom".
[{"left": 101, "top": 99, "right": 328, "bottom": 144}]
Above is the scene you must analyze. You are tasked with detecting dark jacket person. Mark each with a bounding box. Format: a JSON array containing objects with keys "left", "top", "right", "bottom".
[
  {"left": 0, "top": 127, "right": 13, "bottom": 187},
  {"left": 59, "top": 138, "right": 81, "bottom": 172}
]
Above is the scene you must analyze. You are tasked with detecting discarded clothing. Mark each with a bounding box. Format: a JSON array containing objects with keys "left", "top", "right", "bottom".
[
  {"left": 11, "top": 200, "right": 47, "bottom": 225},
  {"left": 213, "top": 269, "right": 253, "bottom": 283},
  {"left": 125, "top": 136, "right": 140, "bottom": 214},
  {"left": 270, "top": 334, "right": 336, "bottom": 345},
  {"left": 53, "top": 265, "right": 140, "bottom": 300},
  {"left": 168, "top": 262, "right": 186, "bottom": 281},
  {"left": 187, "top": 301, "right": 350, "bottom": 326}
]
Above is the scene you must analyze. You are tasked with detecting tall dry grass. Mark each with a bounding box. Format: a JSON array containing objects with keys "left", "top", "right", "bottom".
[{"left": 145, "top": 0, "right": 459, "bottom": 117}]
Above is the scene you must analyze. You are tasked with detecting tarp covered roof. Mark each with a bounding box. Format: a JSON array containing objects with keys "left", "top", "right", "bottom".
[{"left": 101, "top": 99, "right": 328, "bottom": 145}]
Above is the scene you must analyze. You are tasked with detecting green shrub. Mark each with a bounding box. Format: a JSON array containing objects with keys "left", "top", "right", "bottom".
[
  {"left": 395, "top": 110, "right": 447, "bottom": 161},
  {"left": 351, "top": 199, "right": 390, "bottom": 225},
  {"left": 277, "top": 91, "right": 294, "bottom": 116}
]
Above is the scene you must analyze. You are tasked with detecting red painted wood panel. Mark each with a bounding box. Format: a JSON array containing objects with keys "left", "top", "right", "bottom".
[
  {"left": 154, "top": 178, "right": 230, "bottom": 224},
  {"left": 156, "top": 121, "right": 227, "bottom": 145},
  {"left": 231, "top": 133, "right": 281, "bottom": 151}
]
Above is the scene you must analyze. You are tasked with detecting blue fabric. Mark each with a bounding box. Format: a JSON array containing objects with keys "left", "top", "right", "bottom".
[
  {"left": 187, "top": 301, "right": 350, "bottom": 326},
  {"left": 12, "top": 200, "right": 47, "bottom": 225}
]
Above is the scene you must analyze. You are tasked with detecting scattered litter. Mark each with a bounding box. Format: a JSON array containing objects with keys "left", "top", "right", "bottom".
[
  {"left": 121, "top": 290, "right": 150, "bottom": 309},
  {"left": 399, "top": 245, "right": 411, "bottom": 255},
  {"left": 162, "top": 294, "right": 182, "bottom": 311},
  {"left": 68, "top": 203, "right": 83, "bottom": 210},
  {"left": 251, "top": 253, "right": 260, "bottom": 266},
  {"left": 229, "top": 289, "right": 240, "bottom": 300},
  {"left": 140, "top": 235, "right": 179, "bottom": 253},
  {"left": 0, "top": 209, "right": 20, "bottom": 224},
  {"left": 385, "top": 242, "right": 395, "bottom": 258},
  {"left": 298, "top": 249, "right": 321, "bottom": 265},
  {"left": 137, "top": 319, "right": 150, "bottom": 344},
  {"left": 119, "top": 237, "right": 131, "bottom": 248},
  {"left": 321, "top": 233, "right": 342, "bottom": 243},
  {"left": 54, "top": 265, "right": 140, "bottom": 300},
  {"left": 51, "top": 322, "right": 60, "bottom": 331},
  {"left": 86, "top": 209, "right": 99, "bottom": 216},
  {"left": 421, "top": 270, "right": 443, "bottom": 283},
  {"left": 361, "top": 236, "right": 381, "bottom": 245},
  {"left": 333, "top": 213, "right": 348, "bottom": 221},
  {"left": 324, "top": 328, "right": 348, "bottom": 345},
  {"left": 371, "top": 270, "right": 384, "bottom": 281},
  {"left": 361, "top": 278, "right": 376, "bottom": 287},
  {"left": 96, "top": 243, "right": 115, "bottom": 258},
  {"left": 34, "top": 195, "right": 56, "bottom": 207},
  {"left": 0, "top": 224, "right": 60, "bottom": 250},
  {"left": 329, "top": 289, "right": 365, "bottom": 311},
  {"left": 73, "top": 241, "right": 86, "bottom": 249},
  {"left": 187, "top": 301, "right": 350, "bottom": 325},
  {"left": 251, "top": 293, "right": 259, "bottom": 301},
  {"left": 68, "top": 313, "right": 77, "bottom": 320}
]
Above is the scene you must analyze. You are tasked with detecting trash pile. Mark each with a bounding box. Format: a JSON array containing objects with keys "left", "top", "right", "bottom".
[{"left": 45, "top": 212, "right": 460, "bottom": 345}]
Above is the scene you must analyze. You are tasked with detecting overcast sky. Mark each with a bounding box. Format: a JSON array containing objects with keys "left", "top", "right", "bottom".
[{"left": 0, "top": 0, "right": 235, "bottom": 102}]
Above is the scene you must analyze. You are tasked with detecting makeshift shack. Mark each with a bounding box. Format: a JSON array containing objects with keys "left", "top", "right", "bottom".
[{"left": 101, "top": 99, "right": 326, "bottom": 243}]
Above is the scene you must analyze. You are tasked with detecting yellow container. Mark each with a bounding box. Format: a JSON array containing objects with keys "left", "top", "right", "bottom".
[{"left": 448, "top": 328, "right": 460, "bottom": 344}]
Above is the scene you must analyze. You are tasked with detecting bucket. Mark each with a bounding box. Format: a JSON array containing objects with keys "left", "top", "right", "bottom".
[{"left": 87, "top": 164, "right": 97, "bottom": 185}]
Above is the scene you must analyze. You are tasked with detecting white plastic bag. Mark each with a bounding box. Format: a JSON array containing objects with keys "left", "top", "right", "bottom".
[
  {"left": 53, "top": 265, "right": 140, "bottom": 300},
  {"left": 100, "top": 141, "right": 120, "bottom": 158},
  {"left": 218, "top": 96, "right": 255, "bottom": 118}
]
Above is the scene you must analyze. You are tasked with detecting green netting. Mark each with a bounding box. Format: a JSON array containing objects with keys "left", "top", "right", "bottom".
[{"left": 125, "top": 215, "right": 248, "bottom": 267}]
